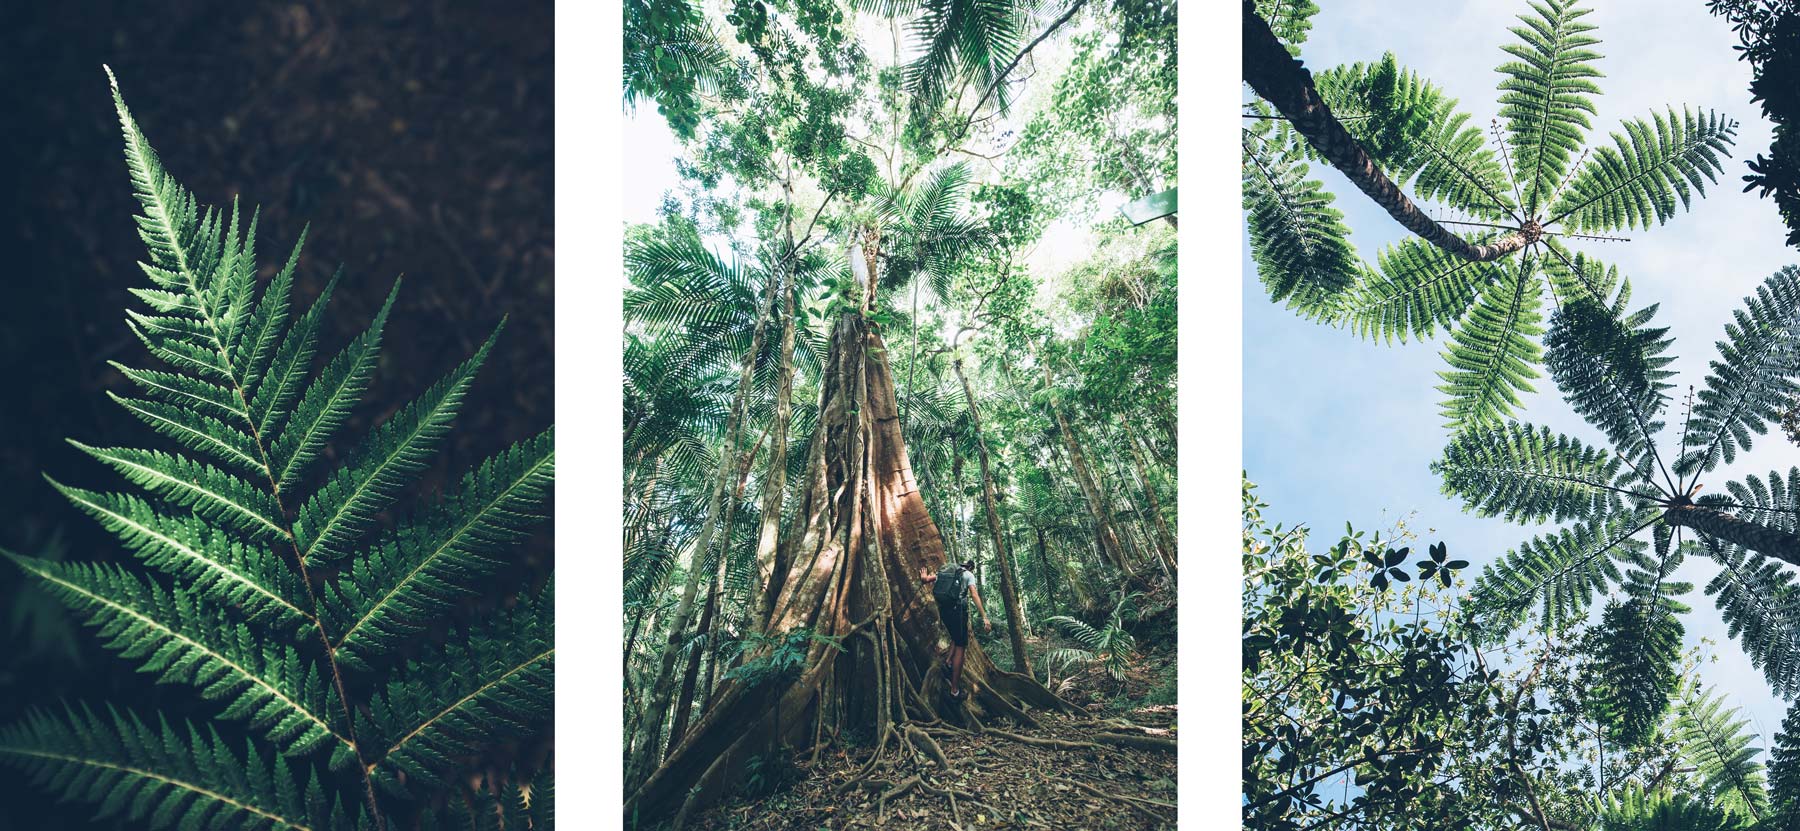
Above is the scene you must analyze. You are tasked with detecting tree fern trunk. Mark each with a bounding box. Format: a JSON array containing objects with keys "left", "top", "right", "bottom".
[
  {"left": 1664, "top": 504, "right": 1800, "bottom": 565},
  {"left": 666, "top": 570, "right": 720, "bottom": 758},
  {"left": 953, "top": 356, "right": 1033, "bottom": 675},
  {"left": 1241, "top": 0, "right": 1532, "bottom": 261}
]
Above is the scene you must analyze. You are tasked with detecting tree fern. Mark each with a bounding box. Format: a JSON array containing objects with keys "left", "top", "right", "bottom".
[
  {"left": 1244, "top": 0, "right": 1737, "bottom": 432},
  {"left": 0, "top": 71, "right": 555, "bottom": 829},
  {"left": 1770, "top": 697, "right": 1800, "bottom": 829},
  {"left": 1677, "top": 265, "right": 1800, "bottom": 478}
]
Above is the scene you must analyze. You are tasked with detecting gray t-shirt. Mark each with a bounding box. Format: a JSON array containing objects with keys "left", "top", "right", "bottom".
[{"left": 960, "top": 570, "right": 977, "bottom": 594}]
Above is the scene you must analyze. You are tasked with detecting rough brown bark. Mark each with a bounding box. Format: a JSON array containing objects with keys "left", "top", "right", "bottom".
[
  {"left": 953, "top": 356, "right": 1033, "bottom": 675},
  {"left": 625, "top": 312, "right": 1075, "bottom": 828},
  {"left": 1664, "top": 503, "right": 1800, "bottom": 566},
  {"left": 1241, "top": 0, "right": 1534, "bottom": 260}
]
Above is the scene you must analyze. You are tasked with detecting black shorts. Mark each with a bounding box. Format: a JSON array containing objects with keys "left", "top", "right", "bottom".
[{"left": 944, "top": 607, "right": 969, "bottom": 647}]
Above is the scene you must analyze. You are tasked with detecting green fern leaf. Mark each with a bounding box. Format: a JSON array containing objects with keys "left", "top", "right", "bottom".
[
  {"left": 0, "top": 704, "right": 347, "bottom": 831},
  {"left": 1550, "top": 107, "right": 1736, "bottom": 233},
  {"left": 329, "top": 429, "right": 555, "bottom": 668},
  {"left": 1436, "top": 257, "right": 1545, "bottom": 429},
  {"left": 293, "top": 326, "right": 500, "bottom": 564},
  {"left": 1674, "top": 685, "right": 1771, "bottom": 823},
  {"left": 1468, "top": 506, "right": 1652, "bottom": 636},
  {"left": 1344, "top": 237, "right": 1501, "bottom": 344},
  {"left": 1243, "top": 115, "right": 1359, "bottom": 320},
  {"left": 367, "top": 583, "right": 553, "bottom": 796},
  {"left": 3, "top": 553, "right": 350, "bottom": 761},
  {"left": 1434, "top": 421, "right": 1624, "bottom": 524},
  {"left": 1497, "top": 0, "right": 1603, "bottom": 214},
  {"left": 1678, "top": 266, "right": 1800, "bottom": 477}
]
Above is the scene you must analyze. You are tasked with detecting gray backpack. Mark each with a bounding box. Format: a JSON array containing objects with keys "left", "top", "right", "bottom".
[{"left": 932, "top": 564, "right": 966, "bottom": 614}]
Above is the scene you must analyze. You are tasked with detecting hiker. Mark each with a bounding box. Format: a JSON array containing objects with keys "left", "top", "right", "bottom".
[{"left": 921, "top": 559, "right": 991, "bottom": 699}]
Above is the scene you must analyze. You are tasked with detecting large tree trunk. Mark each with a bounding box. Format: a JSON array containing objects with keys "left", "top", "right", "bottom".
[
  {"left": 1041, "top": 362, "right": 1133, "bottom": 575},
  {"left": 626, "top": 258, "right": 782, "bottom": 791},
  {"left": 625, "top": 312, "right": 1076, "bottom": 828},
  {"left": 1241, "top": 0, "right": 1535, "bottom": 259},
  {"left": 1665, "top": 503, "right": 1800, "bottom": 566},
  {"left": 953, "top": 355, "right": 1033, "bottom": 674}
]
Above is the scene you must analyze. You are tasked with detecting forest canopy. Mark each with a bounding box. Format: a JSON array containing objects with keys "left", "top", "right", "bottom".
[{"left": 623, "top": 0, "right": 1178, "bottom": 828}]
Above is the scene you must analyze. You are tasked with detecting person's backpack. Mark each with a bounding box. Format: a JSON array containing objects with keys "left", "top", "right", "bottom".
[{"left": 932, "top": 563, "right": 966, "bottom": 615}]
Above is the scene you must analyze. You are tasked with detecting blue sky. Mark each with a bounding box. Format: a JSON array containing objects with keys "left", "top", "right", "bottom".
[{"left": 1244, "top": 1, "right": 1800, "bottom": 748}]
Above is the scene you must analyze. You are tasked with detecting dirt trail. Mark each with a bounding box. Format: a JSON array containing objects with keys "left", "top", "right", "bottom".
[{"left": 687, "top": 707, "right": 1178, "bottom": 830}]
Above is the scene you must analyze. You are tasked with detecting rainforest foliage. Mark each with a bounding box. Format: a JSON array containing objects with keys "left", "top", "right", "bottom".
[
  {"left": 1243, "top": 0, "right": 1800, "bottom": 826},
  {"left": 0, "top": 73, "right": 555, "bottom": 831},
  {"left": 623, "top": 0, "right": 1177, "bottom": 827}
]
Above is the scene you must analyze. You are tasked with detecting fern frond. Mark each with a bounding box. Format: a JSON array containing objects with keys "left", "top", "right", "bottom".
[
  {"left": 1771, "top": 698, "right": 1800, "bottom": 829},
  {"left": 1597, "top": 787, "right": 1740, "bottom": 831},
  {"left": 1543, "top": 296, "right": 1674, "bottom": 464},
  {"left": 1699, "top": 540, "right": 1800, "bottom": 698},
  {"left": 0, "top": 703, "right": 347, "bottom": 831},
  {"left": 1550, "top": 107, "right": 1736, "bottom": 232},
  {"left": 1586, "top": 551, "right": 1686, "bottom": 749},
  {"left": 1433, "top": 421, "right": 1624, "bottom": 524},
  {"left": 3, "top": 554, "right": 350, "bottom": 762},
  {"left": 1674, "top": 685, "right": 1770, "bottom": 823},
  {"left": 47, "top": 480, "right": 310, "bottom": 628},
  {"left": 1678, "top": 266, "right": 1800, "bottom": 477},
  {"left": 294, "top": 325, "right": 500, "bottom": 564},
  {"left": 1252, "top": 0, "right": 1319, "bottom": 53},
  {"left": 1436, "top": 258, "right": 1545, "bottom": 429},
  {"left": 71, "top": 442, "right": 287, "bottom": 541},
  {"left": 269, "top": 281, "right": 400, "bottom": 492},
  {"left": 1314, "top": 54, "right": 1516, "bottom": 218},
  {"left": 368, "top": 583, "right": 553, "bottom": 797},
  {"left": 1496, "top": 0, "right": 1603, "bottom": 214},
  {"left": 1343, "top": 237, "right": 1500, "bottom": 344},
  {"left": 329, "top": 429, "right": 555, "bottom": 669},
  {"left": 1467, "top": 507, "right": 1652, "bottom": 636},
  {"left": 1243, "top": 119, "right": 1359, "bottom": 320}
]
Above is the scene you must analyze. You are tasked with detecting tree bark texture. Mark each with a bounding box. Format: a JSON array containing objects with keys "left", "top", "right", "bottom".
[{"left": 625, "top": 313, "right": 1075, "bottom": 828}]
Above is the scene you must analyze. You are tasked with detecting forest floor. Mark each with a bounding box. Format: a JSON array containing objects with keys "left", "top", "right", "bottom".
[{"left": 688, "top": 639, "right": 1178, "bottom": 831}]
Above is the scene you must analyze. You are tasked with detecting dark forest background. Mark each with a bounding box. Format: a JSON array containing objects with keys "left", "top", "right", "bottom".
[{"left": 0, "top": 1, "right": 552, "bottom": 827}]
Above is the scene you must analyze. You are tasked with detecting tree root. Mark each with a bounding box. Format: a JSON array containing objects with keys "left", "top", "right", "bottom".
[
  {"left": 1070, "top": 779, "right": 1173, "bottom": 824},
  {"left": 1093, "top": 730, "right": 1177, "bottom": 753}
]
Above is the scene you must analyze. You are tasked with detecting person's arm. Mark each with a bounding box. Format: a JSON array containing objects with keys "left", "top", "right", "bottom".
[
  {"left": 969, "top": 583, "right": 992, "bottom": 631},
  {"left": 920, "top": 566, "right": 937, "bottom": 584}
]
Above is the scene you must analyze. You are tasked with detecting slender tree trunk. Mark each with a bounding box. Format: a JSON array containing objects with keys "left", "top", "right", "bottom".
[
  {"left": 953, "top": 356, "right": 1032, "bottom": 674},
  {"left": 666, "top": 570, "right": 721, "bottom": 757},
  {"left": 751, "top": 214, "right": 800, "bottom": 637},
  {"left": 1241, "top": 0, "right": 1535, "bottom": 260},
  {"left": 1041, "top": 361, "right": 1132, "bottom": 574},
  {"left": 1128, "top": 431, "right": 1178, "bottom": 583},
  {"left": 1664, "top": 503, "right": 1800, "bottom": 565},
  {"left": 1035, "top": 527, "right": 1062, "bottom": 616},
  {"left": 627, "top": 256, "right": 782, "bottom": 791}
]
